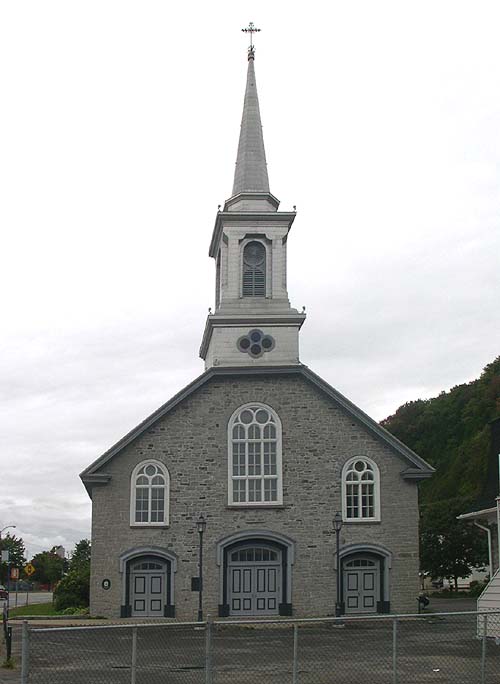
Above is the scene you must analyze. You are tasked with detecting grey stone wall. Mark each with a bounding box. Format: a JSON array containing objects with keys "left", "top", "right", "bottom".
[{"left": 89, "top": 373, "right": 420, "bottom": 619}]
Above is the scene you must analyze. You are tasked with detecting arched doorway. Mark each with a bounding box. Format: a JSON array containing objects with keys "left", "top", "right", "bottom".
[
  {"left": 129, "top": 556, "right": 169, "bottom": 617},
  {"left": 119, "top": 547, "right": 177, "bottom": 617},
  {"left": 338, "top": 544, "right": 392, "bottom": 615},
  {"left": 343, "top": 556, "right": 380, "bottom": 614},
  {"left": 227, "top": 543, "right": 282, "bottom": 616},
  {"left": 216, "top": 530, "right": 295, "bottom": 617}
]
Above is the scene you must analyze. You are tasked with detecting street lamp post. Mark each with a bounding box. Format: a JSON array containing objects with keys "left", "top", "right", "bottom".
[
  {"left": 333, "top": 512, "right": 343, "bottom": 618},
  {"left": 196, "top": 514, "right": 207, "bottom": 622},
  {"left": 0, "top": 525, "right": 16, "bottom": 539}
]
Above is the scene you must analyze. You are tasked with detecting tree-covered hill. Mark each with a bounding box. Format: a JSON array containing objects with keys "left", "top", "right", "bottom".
[{"left": 381, "top": 356, "right": 500, "bottom": 506}]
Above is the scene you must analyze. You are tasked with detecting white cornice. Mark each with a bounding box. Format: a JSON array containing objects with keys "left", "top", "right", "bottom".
[
  {"left": 199, "top": 313, "right": 306, "bottom": 360},
  {"left": 209, "top": 210, "right": 296, "bottom": 258},
  {"left": 224, "top": 192, "right": 280, "bottom": 212}
]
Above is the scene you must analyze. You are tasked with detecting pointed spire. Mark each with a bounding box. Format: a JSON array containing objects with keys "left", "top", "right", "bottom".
[{"left": 231, "top": 49, "right": 270, "bottom": 196}]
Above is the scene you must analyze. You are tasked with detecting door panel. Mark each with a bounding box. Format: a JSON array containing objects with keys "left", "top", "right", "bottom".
[
  {"left": 243, "top": 569, "right": 251, "bottom": 593},
  {"left": 364, "top": 595, "right": 375, "bottom": 609},
  {"left": 363, "top": 572, "right": 375, "bottom": 591},
  {"left": 347, "top": 572, "right": 358, "bottom": 591},
  {"left": 151, "top": 576, "right": 162, "bottom": 594},
  {"left": 257, "top": 568, "right": 266, "bottom": 592},
  {"left": 268, "top": 568, "right": 276, "bottom": 592},
  {"left": 232, "top": 569, "right": 241, "bottom": 593},
  {"left": 347, "top": 596, "right": 359, "bottom": 609}
]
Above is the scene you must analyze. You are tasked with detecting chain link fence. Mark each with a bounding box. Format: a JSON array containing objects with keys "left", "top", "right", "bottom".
[{"left": 21, "top": 611, "right": 500, "bottom": 683}]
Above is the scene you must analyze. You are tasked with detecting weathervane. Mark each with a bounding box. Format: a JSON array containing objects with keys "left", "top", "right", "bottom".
[{"left": 242, "top": 22, "right": 261, "bottom": 55}]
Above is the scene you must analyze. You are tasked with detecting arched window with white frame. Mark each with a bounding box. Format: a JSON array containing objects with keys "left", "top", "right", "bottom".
[
  {"left": 342, "top": 457, "right": 380, "bottom": 522},
  {"left": 130, "top": 460, "right": 170, "bottom": 526},
  {"left": 228, "top": 403, "right": 283, "bottom": 506}
]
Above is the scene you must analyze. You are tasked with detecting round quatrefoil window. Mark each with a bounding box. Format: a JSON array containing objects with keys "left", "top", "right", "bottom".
[{"left": 237, "top": 329, "right": 275, "bottom": 358}]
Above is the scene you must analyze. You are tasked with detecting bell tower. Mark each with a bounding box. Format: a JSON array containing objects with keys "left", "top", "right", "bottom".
[{"left": 199, "top": 34, "right": 306, "bottom": 369}]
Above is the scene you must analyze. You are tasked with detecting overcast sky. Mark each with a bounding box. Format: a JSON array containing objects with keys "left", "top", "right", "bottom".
[{"left": 1, "top": 0, "right": 499, "bottom": 559}]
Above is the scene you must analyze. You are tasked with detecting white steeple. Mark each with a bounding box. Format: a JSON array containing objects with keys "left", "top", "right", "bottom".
[{"left": 199, "top": 43, "right": 305, "bottom": 369}]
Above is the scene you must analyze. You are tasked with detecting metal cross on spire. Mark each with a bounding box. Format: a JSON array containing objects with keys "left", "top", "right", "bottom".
[{"left": 242, "top": 22, "right": 261, "bottom": 50}]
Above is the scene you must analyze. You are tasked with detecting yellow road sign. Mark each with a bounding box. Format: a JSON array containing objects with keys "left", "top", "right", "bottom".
[{"left": 24, "top": 563, "right": 35, "bottom": 576}]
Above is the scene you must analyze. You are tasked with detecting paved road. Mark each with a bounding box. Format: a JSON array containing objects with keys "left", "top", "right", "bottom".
[
  {"left": 9, "top": 592, "right": 53, "bottom": 608},
  {"left": 1, "top": 592, "right": 53, "bottom": 615},
  {"left": 428, "top": 596, "right": 477, "bottom": 613}
]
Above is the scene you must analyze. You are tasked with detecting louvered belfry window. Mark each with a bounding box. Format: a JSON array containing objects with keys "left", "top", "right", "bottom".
[{"left": 242, "top": 241, "right": 266, "bottom": 297}]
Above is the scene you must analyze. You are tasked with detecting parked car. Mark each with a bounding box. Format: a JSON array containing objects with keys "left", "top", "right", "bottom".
[
  {"left": 431, "top": 579, "right": 444, "bottom": 589},
  {"left": 0, "top": 585, "right": 8, "bottom": 600}
]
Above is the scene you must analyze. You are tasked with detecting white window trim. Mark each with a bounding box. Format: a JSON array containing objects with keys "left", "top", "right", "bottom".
[
  {"left": 130, "top": 459, "right": 170, "bottom": 527},
  {"left": 341, "top": 457, "right": 381, "bottom": 523},
  {"left": 227, "top": 402, "right": 283, "bottom": 507}
]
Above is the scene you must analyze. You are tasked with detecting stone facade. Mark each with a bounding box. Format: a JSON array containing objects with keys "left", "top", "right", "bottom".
[{"left": 88, "top": 371, "right": 421, "bottom": 619}]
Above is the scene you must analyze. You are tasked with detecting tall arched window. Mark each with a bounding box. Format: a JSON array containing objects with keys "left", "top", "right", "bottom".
[
  {"left": 130, "top": 460, "right": 170, "bottom": 526},
  {"left": 242, "top": 241, "right": 266, "bottom": 297},
  {"left": 342, "top": 457, "right": 380, "bottom": 522},
  {"left": 228, "top": 403, "right": 282, "bottom": 505}
]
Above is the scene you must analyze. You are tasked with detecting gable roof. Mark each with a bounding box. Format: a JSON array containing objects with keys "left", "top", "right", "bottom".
[{"left": 80, "top": 365, "right": 434, "bottom": 496}]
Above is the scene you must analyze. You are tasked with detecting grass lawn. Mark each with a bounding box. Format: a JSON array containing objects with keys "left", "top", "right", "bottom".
[{"left": 8, "top": 603, "right": 58, "bottom": 617}]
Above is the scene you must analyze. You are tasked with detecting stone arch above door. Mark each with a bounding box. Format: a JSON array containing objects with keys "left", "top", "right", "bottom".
[
  {"left": 216, "top": 530, "right": 295, "bottom": 617},
  {"left": 119, "top": 546, "right": 177, "bottom": 617}
]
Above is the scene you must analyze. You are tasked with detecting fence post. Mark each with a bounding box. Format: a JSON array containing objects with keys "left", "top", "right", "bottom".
[
  {"left": 292, "top": 623, "right": 299, "bottom": 684},
  {"left": 6, "top": 626, "right": 12, "bottom": 661},
  {"left": 130, "top": 626, "right": 137, "bottom": 684},
  {"left": 21, "top": 620, "right": 30, "bottom": 684},
  {"left": 392, "top": 618, "right": 398, "bottom": 684},
  {"left": 205, "top": 615, "right": 212, "bottom": 684},
  {"left": 480, "top": 614, "right": 487, "bottom": 684}
]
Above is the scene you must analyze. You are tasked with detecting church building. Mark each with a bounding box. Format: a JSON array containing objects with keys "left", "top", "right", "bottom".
[{"left": 80, "top": 40, "right": 434, "bottom": 620}]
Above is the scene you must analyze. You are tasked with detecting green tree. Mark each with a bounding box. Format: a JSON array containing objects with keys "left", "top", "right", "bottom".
[
  {"left": 69, "top": 539, "right": 91, "bottom": 571},
  {"left": 381, "top": 356, "right": 500, "bottom": 506},
  {"left": 0, "top": 533, "right": 26, "bottom": 584},
  {"left": 30, "top": 549, "right": 66, "bottom": 588},
  {"left": 53, "top": 539, "right": 91, "bottom": 611},
  {"left": 420, "top": 497, "right": 488, "bottom": 590}
]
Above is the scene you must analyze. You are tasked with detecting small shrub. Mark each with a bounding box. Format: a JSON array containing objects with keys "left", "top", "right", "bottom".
[
  {"left": 53, "top": 566, "right": 89, "bottom": 612},
  {"left": 469, "top": 581, "right": 487, "bottom": 598}
]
